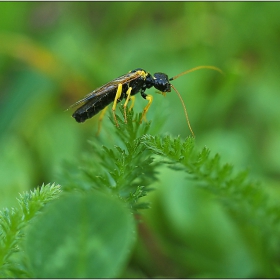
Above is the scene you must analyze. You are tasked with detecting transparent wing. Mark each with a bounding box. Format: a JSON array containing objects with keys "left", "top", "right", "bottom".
[{"left": 67, "top": 71, "right": 142, "bottom": 110}]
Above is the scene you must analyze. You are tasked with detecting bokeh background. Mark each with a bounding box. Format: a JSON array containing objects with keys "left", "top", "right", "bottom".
[{"left": 1, "top": 2, "right": 280, "bottom": 277}]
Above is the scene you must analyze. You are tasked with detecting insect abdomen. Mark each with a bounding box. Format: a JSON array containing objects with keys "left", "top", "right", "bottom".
[
  {"left": 72, "top": 90, "right": 118, "bottom": 123},
  {"left": 72, "top": 104, "right": 100, "bottom": 123}
]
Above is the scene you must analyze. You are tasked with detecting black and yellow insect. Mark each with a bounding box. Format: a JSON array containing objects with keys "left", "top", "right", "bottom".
[{"left": 68, "top": 66, "right": 222, "bottom": 137}]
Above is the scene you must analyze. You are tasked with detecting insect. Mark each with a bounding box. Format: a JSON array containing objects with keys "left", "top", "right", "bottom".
[{"left": 68, "top": 66, "right": 222, "bottom": 137}]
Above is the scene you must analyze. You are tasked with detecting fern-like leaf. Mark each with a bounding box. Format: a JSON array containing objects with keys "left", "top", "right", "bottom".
[{"left": 0, "top": 183, "right": 61, "bottom": 277}]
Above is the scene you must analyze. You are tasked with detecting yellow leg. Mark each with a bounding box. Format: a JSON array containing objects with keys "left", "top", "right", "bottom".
[
  {"left": 123, "top": 87, "right": 132, "bottom": 123},
  {"left": 112, "top": 83, "right": 123, "bottom": 127},
  {"left": 128, "top": 96, "right": 135, "bottom": 111},
  {"left": 96, "top": 106, "right": 108, "bottom": 135},
  {"left": 140, "top": 95, "right": 153, "bottom": 123}
]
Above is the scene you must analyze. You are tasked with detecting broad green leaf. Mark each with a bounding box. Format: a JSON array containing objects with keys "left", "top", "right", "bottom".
[{"left": 25, "top": 191, "right": 136, "bottom": 278}]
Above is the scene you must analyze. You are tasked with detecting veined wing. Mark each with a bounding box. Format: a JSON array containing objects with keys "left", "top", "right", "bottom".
[{"left": 68, "top": 70, "right": 143, "bottom": 110}]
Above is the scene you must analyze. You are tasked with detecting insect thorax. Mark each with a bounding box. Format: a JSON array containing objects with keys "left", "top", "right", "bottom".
[{"left": 127, "top": 70, "right": 151, "bottom": 96}]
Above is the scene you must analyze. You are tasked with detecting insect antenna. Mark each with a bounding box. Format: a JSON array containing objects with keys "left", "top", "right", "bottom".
[
  {"left": 170, "top": 84, "right": 195, "bottom": 138},
  {"left": 169, "top": 65, "right": 223, "bottom": 137},
  {"left": 169, "top": 65, "right": 223, "bottom": 81}
]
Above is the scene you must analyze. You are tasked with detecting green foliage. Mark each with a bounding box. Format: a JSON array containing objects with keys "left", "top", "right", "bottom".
[
  {"left": 141, "top": 134, "right": 280, "bottom": 277},
  {"left": 1, "top": 3, "right": 280, "bottom": 277},
  {"left": 1, "top": 109, "right": 280, "bottom": 277},
  {"left": 0, "top": 183, "right": 61, "bottom": 277},
  {"left": 141, "top": 133, "right": 280, "bottom": 230},
  {"left": 25, "top": 191, "right": 135, "bottom": 278},
  {"left": 61, "top": 109, "right": 162, "bottom": 211}
]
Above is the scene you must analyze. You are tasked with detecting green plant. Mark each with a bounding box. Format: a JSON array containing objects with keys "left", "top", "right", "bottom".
[
  {"left": 0, "top": 183, "right": 61, "bottom": 278},
  {"left": 0, "top": 108, "right": 279, "bottom": 278}
]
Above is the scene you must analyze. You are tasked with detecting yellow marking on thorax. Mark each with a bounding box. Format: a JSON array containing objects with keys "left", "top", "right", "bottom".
[{"left": 136, "top": 70, "right": 148, "bottom": 79}]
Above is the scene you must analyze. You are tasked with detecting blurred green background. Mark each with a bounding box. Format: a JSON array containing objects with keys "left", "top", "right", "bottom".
[
  {"left": 0, "top": 2, "right": 280, "bottom": 206},
  {"left": 1, "top": 2, "right": 280, "bottom": 200},
  {"left": 1, "top": 2, "right": 280, "bottom": 276}
]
